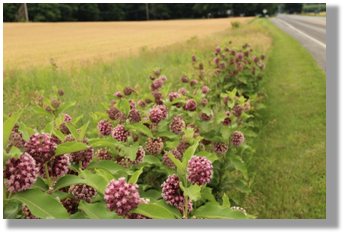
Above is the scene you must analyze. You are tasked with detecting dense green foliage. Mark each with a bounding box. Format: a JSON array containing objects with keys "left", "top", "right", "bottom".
[
  {"left": 302, "top": 3, "right": 326, "bottom": 13},
  {"left": 3, "top": 3, "right": 278, "bottom": 22}
]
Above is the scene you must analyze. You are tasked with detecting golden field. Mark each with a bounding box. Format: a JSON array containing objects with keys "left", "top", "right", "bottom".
[{"left": 3, "top": 17, "right": 253, "bottom": 70}]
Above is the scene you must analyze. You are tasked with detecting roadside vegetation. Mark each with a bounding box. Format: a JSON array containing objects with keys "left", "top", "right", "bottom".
[{"left": 3, "top": 17, "right": 326, "bottom": 219}]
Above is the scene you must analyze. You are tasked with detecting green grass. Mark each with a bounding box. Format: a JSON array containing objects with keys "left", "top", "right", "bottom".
[{"left": 242, "top": 19, "right": 326, "bottom": 219}]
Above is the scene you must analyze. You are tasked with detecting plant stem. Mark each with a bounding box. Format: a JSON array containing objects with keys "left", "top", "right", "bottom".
[{"left": 44, "top": 162, "right": 52, "bottom": 188}]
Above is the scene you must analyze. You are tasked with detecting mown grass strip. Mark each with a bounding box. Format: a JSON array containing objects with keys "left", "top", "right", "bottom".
[{"left": 243, "top": 19, "right": 326, "bottom": 219}]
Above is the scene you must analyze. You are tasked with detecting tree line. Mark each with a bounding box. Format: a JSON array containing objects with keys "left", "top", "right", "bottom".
[{"left": 3, "top": 3, "right": 279, "bottom": 22}]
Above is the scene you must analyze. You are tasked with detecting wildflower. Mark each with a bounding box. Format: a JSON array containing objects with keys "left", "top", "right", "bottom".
[
  {"left": 230, "top": 131, "right": 245, "bottom": 147},
  {"left": 187, "top": 156, "right": 213, "bottom": 185},
  {"left": 97, "top": 120, "right": 112, "bottom": 136}
]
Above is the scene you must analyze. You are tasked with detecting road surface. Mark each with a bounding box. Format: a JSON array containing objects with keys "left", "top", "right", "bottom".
[{"left": 270, "top": 14, "right": 326, "bottom": 71}]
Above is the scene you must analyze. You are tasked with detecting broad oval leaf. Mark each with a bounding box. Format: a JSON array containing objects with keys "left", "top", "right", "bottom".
[
  {"left": 193, "top": 203, "right": 247, "bottom": 219},
  {"left": 182, "top": 141, "right": 199, "bottom": 167},
  {"left": 54, "top": 175, "right": 86, "bottom": 191},
  {"left": 79, "top": 169, "right": 109, "bottom": 194},
  {"left": 118, "top": 99, "right": 130, "bottom": 116},
  {"left": 179, "top": 182, "right": 201, "bottom": 202},
  {"left": 128, "top": 167, "right": 143, "bottom": 184},
  {"left": 196, "top": 151, "right": 218, "bottom": 163},
  {"left": 121, "top": 142, "right": 140, "bottom": 161},
  {"left": 87, "top": 161, "right": 126, "bottom": 175},
  {"left": 55, "top": 101, "right": 76, "bottom": 117},
  {"left": 78, "top": 121, "right": 90, "bottom": 140},
  {"left": 155, "top": 200, "right": 182, "bottom": 219},
  {"left": 154, "top": 131, "right": 178, "bottom": 140},
  {"left": 128, "top": 123, "right": 153, "bottom": 138},
  {"left": 54, "top": 142, "right": 90, "bottom": 156},
  {"left": 4, "top": 200, "right": 21, "bottom": 219},
  {"left": 222, "top": 194, "right": 231, "bottom": 208},
  {"left": 89, "top": 138, "right": 122, "bottom": 148},
  {"left": 11, "top": 189, "right": 69, "bottom": 219},
  {"left": 78, "top": 200, "right": 122, "bottom": 219},
  {"left": 129, "top": 203, "right": 175, "bottom": 219},
  {"left": 43, "top": 122, "right": 54, "bottom": 135},
  {"left": 140, "top": 189, "right": 162, "bottom": 201},
  {"left": 31, "top": 177, "right": 49, "bottom": 191},
  {"left": 230, "top": 156, "right": 248, "bottom": 179},
  {"left": 65, "top": 123, "right": 79, "bottom": 140},
  {"left": 31, "top": 107, "right": 54, "bottom": 118}
]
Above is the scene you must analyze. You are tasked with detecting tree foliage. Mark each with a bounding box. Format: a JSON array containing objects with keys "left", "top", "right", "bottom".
[{"left": 3, "top": 3, "right": 279, "bottom": 22}]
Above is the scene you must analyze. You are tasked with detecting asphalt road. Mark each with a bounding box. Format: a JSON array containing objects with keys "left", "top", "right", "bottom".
[{"left": 270, "top": 14, "right": 326, "bottom": 71}]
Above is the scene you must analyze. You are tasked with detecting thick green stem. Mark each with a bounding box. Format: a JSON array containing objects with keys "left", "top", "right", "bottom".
[{"left": 44, "top": 162, "right": 52, "bottom": 188}]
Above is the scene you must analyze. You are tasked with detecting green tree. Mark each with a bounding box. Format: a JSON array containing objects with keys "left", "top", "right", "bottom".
[
  {"left": 27, "top": 3, "right": 61, "bottom": 22},
  {"left": 123, "top": 3, "right": 146, "bottom": 21},
  {"left": 76, "top": 3, "right": 100, "bottom": 21},
  {"left": 283, "top": 3, "right": 303, "bottom": 14},
  {"left": 98, "top": 3, "right": 126, "bottom": 21},
  {"left": 3, "top": 3, "right": 21, "bottom": 22},
  {"left": 193, "top": 3, "right": 232, "bottom": 18},
  {"left": 58, "top": 3, "right": 79, "bottom": 21}
]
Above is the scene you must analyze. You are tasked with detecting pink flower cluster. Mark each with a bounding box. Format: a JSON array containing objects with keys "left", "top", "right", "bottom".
[
  {"left": 69, "top": 139, "right": 94, "bottom": 170},
  {"left": 97, "top": 120, "right": 113, "bottom": 136},
  {"left": 213, "top": 142, "right": 229, "bottom": 155},
  {"left": 69, "top": 184, "right": 97, "bottom": 203},
  {"left": 128, "top": 146, "right": 145, "bottom": 165},
  {"left": 24, "top": 133, "right": 56, "bottom": 164},
  {"left": 104, "top": 178, "right": 141, "bottom": 216},
  {"left": 38, "top": 154, "right": 70, "bottom": 179},
  {"left": 161, "top": 174, "right": 193, "bottom": 214},
  {"left": 112, "top": 124, "right": 129, "bottom": 142},
  {"left": 187, "top": 156, "right": 213, "bottom": 185},
  {"left": 230, "top": 131, "right": 245, "bottom": 147},
  {"left": 145, "top": 137, "right": 164, "bottom": 156},
  {"left": 3, "top": 153, "right": 38, "bottom": 193},
  {"left": 170, "top": 115, "right": 185, "bottom": 135}
]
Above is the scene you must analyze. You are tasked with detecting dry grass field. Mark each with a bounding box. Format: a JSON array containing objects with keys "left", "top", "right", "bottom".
[{"left": 3, "top": 17, "right": 253, "bottom": 70}]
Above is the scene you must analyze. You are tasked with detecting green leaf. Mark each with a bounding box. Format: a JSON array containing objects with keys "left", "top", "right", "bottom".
[
  {"left": 234, "top": 179, "right": 251, "bottom": 193},
  {"left": 95, "top": 169, "right": 116, "bottom": 183},
  {"left": 31, "top": 107, "right": 54, "bottom": 118},
  {"left": 11, "top": 189, "right": 69, "bottom": 219},
  {"left": 54, "top": 175, "right": 86, "bottom": 191},
  {"left": 201, "top": 107, "right": 212, "bottom": 116},
  {"left": 54, "top": 142, "right": 90, "bottom": 156},
  {"left": 128, "top": 167, "right": 143, "bottom": 184},
  {"left": 43, "top": 122, "right": 54, "bottom": 135},
  {"left": 230, "top": 156, "right": 248, "bottom": 179},
  {"left": 78, "top": 121, "right": 89, "bottom": 140},
  {"left": 87, "top": 161, "right": 126, "bottom": 176},
  {"left": 78, "top": 200, "right": 122, "bottom": 219},
  {"left": 167, "top": 152, "right": 185, "bottom": 174},
  {"left": 89, "top": 138, "right": 122, "bottom": 148},
  {"left": 71, "top": 114, "right": 83, "bottom": 125},
  {"left": 201, "top": 187, "right": 216, "bottom": 203},
  {"left": 182, "top": 141, "right": 199, "bottom": 167},
  {"left": 154, "top": 131, "right": 178, "bottom": 140},
  {"left": 118, "top": 99, "right": 130, "bottom": 116},
  {"left": 8, "top": 146, "right": 21, "bottom": 158},
  {"left": 222, "top": 194, "right": 231, "bottom": 208},
  {"left": 193, "top": 203, "right": 247, "bottom": 219},
  {"left": 95, "top": 112, "right": 110, "bottom": 119},
  {"left": 121, "top": 142, "right": 140, "bottom": 161},
  {"left": 3, "top": 110, "right": 23, "bottom": 149},
  {"left": 140, "top": 189, "right": 161, "bottom": 201},
  {"left": 18, "top": 123, "right": 35, "bottom": 142},
  {"left": 129, "top": 203, "right": 175, "bottom": 219},
  {"left": 196, "top": 151, "right": 218, "bottom": 163},
  {"left": 52, "top": 129, "right": 65, "bottom": 142},
  {"left": 32, "top": 177, "right": 49, "bottom": 191},
  {"left": 179, "top": 183, "right": 201, "bottom": 202},
  {"left": 51, "top": 191, "right": 75, "bottom": 200},
  {"left": 55, "top": 101, "right": 76, "bottom": 117},
  {"left": 79, "top": 169, "right": 109, "bottom": 194},
  {"left": 70, "top": 212, "right": 89, "bottom": 219},
  {"left": 65, "top": 123, "right": 79, "bottom": 140},
  {"left": 216, "top": 113, "right": 229, "bottom": 124},
  {"left": 4, "top": 200, "right": 22, "bottom": 219},
  {"left": 155, "top": 200, "right": 182, "bottom": 219},
  {"left": 127, "top": 123, "right": 153, "bottom": 138},
  {"left": 166, "top": 141, "right": 179, "bottom": 149},
  {"left": 143, "top": 155, "right": 162, "bottom": 166}
]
